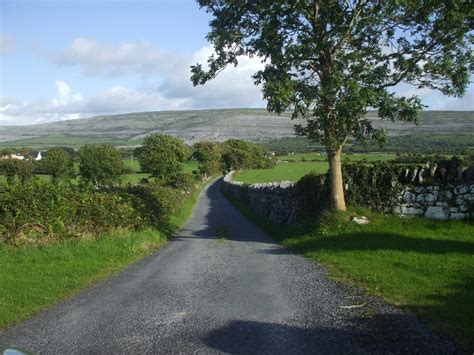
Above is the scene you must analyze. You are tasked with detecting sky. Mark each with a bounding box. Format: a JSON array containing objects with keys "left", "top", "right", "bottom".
[{"left": 0, "top": 0, "right": 473, "bottom": 126}]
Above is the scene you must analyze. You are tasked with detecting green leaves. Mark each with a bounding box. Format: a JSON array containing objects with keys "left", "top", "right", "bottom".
[
  {"left": 138, "top": 134, "right": 191, "bottom": 182},
  {"left": 78, "top": 145, "right": 124, "bottom": 187},
  {"left": 192, "top": 0, "right": 472, "bottom": 150},
  {"left": 41, "top": 147, "right": 74, "bottom": 184}
]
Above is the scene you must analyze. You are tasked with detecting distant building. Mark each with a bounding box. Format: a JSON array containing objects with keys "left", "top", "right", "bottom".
[{"left": 35, "top": 152, "right": 42, "bottom": 161}]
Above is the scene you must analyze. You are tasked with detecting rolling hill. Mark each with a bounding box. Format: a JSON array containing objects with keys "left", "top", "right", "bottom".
[{"left": 0, "top": 108, "right": 472, "bottom": 149}]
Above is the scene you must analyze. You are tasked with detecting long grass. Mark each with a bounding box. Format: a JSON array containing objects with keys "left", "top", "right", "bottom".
[{"left": 226, "top": 196, "right": 474, "bottom": 351}]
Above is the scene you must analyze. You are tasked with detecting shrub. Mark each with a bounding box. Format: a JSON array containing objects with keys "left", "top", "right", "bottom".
[
  {"left": 0, "top": 159, "right": 35, "bottom": 185},
  {"left": 78, "top": 145, "right": 124, "bottom": 187},
  {"left": 138, "top": 134, "right": 190, "bottom": 182},
  {"left": 128, "top": 182, "right": 184, "bottom": 226},
  {"left": 170, "top": 173, "right": 197, "bottom": 192},
  {"left": 221, "top": 139, "right": 276, "bottom": 172},
  {"left": 0, "top": 181, "right": 140, "bottom": 244},
  {"left": 39, "top": 147, "right": 74, "bottom": 184}
]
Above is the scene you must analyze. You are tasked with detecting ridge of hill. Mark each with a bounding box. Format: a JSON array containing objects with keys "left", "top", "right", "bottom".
[{"left": 0, "top": 108, "right": 472, "bottom": 148}]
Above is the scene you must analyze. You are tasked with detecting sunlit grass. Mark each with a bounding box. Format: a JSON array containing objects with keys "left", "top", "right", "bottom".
[
  {"left": 0, "top": 179, "right": 207, "bottom": 330},
  {"left": 227, "top": 195, "right": 474, "bottom": 351}
]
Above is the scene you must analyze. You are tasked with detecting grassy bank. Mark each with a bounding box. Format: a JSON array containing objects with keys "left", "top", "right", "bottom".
[
  {"left": 0, "top": 180, "right": 207, "bottom": 330},
  {"left": 226, "top": 196, "right": 474, "bottom": 351}
]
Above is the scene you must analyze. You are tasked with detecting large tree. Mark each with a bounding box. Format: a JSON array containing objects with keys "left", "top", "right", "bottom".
[
  {"left": 138, "top": 134, "right": 191, "bottom": 182},
  {"left": 193, "top": 141, "right": 222, "bottom": 178},
  {"left": 42, "top": 147, "right": 74, "bottom": 184},
  {"left": 191, "top": 0, "right": 472, "bottom": 210},
  {"left": 78, "top": 145, "right": 124, "bottom": 187}
]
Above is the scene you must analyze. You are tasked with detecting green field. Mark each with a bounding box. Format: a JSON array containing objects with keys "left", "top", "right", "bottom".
[
  {"left": 228, "top": 199, "right": 474, "bottom": 351},
  {"left": 0, "top": 134, "right": 144, "bottom": 149},
  {"left": 234, "top": 161, "right": 329, "bottom": 183},
  {"left": 0, "top": 179, "right": 208, "bottom": 330},
  {"left": 233, "top": 153, "right": 396, "bottom": 184},
  {"left": 0, "top": 159, "right": 199, "bottom": 185}
]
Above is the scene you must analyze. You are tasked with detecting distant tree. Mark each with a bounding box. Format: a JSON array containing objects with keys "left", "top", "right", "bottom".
[
  {"left": 1, "top": 148, "right": 16, "bottom": 156},
  {"left": 193, "top": 141, "right": 222, "bottom": 178},
  {"left": 78, "top": 145, "right": 124, "bottom": 186},
  {"left": 19, "top": 147, "right": 29, "bottom": 156},
  {"left": 192, "top": 0, "right": 472, "bottom": 211},
  {"left": 220, "top": 139, "right": 275, "bottom": 172},
  {"left": 41, "top": 147, "right": 75, "bottom": 184},
  {"left": 0, "top": 159, "right": 35, "bottom": 185},
  {"left": 138, "top": 134, "right": 191, "bottom": 182}
]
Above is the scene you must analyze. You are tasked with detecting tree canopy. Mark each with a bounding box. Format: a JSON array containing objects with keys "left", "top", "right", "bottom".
[
  {"left": 78, "top": 144, "right": 124, "bottom": 186},
  {"left": 191, "top": 0, "right": 473, "bottom": 210},
  {"left": 138, "top": 134, "right": 191, "bottom": 182},
  {"left": 193, "top": 141, "right": 222, "bottom": 178},
  {"left": 41, "top": 147, "right": 74, "bottom": 184}
]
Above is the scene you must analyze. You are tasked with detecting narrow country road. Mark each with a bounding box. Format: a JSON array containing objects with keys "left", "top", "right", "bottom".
[{"left": 0, "top": 179, "right": 455, "bottom": 354}]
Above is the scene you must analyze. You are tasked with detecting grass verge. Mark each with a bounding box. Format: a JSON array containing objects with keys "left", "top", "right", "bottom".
[
  {"left": 0, "top": 180, "right": 209, "bottom": 330},
  {"left": 225, "top": 194, "right": 474, "bottom": 351}
]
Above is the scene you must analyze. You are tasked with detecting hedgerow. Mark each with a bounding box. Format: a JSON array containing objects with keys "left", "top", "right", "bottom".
[{"left": 0, "top": 179, "right": 191, "bottom": 245}]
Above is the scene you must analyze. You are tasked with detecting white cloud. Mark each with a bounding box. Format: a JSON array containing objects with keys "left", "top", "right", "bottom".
[
  {"left": 51, "top": 81, "right": 83, "bottom": 106},
  {"left": 1, "top": 39, "right": 471, "bottom": 126},
  {"left": 0, "top": 81, "right": 186, "bottom": 125},
  {"left": 392, "top": 82, "right": 474, "bottom": 110},
  {"left": 0, "top": 34, "right": 15, "bottom": 55},
  {"left": 55, "top": 38, "right": 173, "bottom": 77},
  {"left": 158, "top": 46, "right": 266, "bottom": 108}
]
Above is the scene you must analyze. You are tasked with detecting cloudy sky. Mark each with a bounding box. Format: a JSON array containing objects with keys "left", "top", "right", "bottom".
[{"left": 0, "top": 0, "right": 473, "bottom": 126}]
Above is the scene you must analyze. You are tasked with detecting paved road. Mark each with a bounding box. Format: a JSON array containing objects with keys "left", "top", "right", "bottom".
[{"left": 0, "top": 180, "right": 455, "bottom": 354}]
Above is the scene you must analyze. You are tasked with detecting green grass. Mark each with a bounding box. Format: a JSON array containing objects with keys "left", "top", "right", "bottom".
[
  {"left": 0, "top": 179, "right": 208, "bottom": 330},
  {"left": 234, "top": 161, "right": 329, "bottom": 183},
  {"left": 0, "top": 134, "right": 144, "bottom": 149},
  {"left": 233, "top": 153, "right": 397, "bottom": 184},
  {"left": 226, "top": 196, "right": 474, "bottom": 351},
  {"left": 278, "top": 152, "right": 397, "bottom": 162}
]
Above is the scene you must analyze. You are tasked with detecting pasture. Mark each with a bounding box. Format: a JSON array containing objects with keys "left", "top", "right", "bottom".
[{"left": 234, "top": 152, "right": 397, "bottom": 184}]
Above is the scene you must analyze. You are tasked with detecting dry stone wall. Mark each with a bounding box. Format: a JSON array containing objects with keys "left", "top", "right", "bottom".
[
  {"left": 222, "top": 172, "right": 299, "bottom": 224},
  {"left": 222, "top": 171, "right": 473, "bottom": 224},
  {"left": 396, "top": 184, "right": 473, "bottom": 220}
]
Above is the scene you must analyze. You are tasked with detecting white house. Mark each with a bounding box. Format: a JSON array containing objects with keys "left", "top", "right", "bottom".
[{"left": 35, "top": 152, "right": 42, "bottom": 161}]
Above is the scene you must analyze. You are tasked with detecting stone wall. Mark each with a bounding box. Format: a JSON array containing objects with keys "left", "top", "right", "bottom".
[
  {"left": 222, "top": 172, "right": 473, "bottom": 224},
  {"left": 221, "top": 172, "right": 299, "bottom": 224},
  {"left": 396, "top": 184, "right": 473, "bottom": 220}
]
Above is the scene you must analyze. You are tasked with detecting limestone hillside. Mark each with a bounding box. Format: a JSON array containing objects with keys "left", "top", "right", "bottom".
[{"left": 0, "top": 108, "right": 472, "bottom": 145}]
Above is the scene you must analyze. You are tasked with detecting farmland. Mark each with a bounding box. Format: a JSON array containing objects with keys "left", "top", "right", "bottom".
[{"left": 233, "top": 152, "right": 397, "bottom": 183}]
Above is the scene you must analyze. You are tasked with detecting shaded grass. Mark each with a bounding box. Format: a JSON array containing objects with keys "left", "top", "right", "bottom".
[
  {"left": 226, "top": 195, "right": 474, "bottom": 351},
  {"left": 0, "top": 179, "right": 209, "bottom": 330}
]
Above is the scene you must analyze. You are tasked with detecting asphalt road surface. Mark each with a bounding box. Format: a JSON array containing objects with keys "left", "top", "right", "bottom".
[{"left": 0, "top": 179, "right": 456, "bottom": 354}]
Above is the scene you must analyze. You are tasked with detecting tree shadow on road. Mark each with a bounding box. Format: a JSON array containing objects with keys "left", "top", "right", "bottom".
[{"left": 202, "top": 313, "right": 454, "bottom": 354}]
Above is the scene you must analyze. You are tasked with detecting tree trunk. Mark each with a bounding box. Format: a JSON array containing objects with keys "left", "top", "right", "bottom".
[{"left": 327, "top": 148, "right": 347, "bottom": 211}]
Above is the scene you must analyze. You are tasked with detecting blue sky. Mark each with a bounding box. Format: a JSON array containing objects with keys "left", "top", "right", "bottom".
[{"left": 0, "top": 0, "right": 473, "bottom": 125}]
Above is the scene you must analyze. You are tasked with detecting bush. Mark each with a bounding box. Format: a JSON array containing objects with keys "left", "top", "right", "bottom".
[
  {"left": 78, "top": 145, "right": 124, "bottom": 187},
  {"left": 296, "top": 171, "right": 329, "bottom": 217},
  {"left": 128, "top": 182, "right": 184, "bottom": 226},
  {"left": 221, "top": 139, "right": 276, "bottom": 172},
  {"left": 0, "top": 181, "right": 140, "bottom": 244},
  {"left": 0, "top": 159, "right": 35, "bottom": 184},
  {"left": 170, "top": 173, "right": 197, "bottom": 192},
  {"left": 138, "top": 134, "right": 190, "bottom": 182}
]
